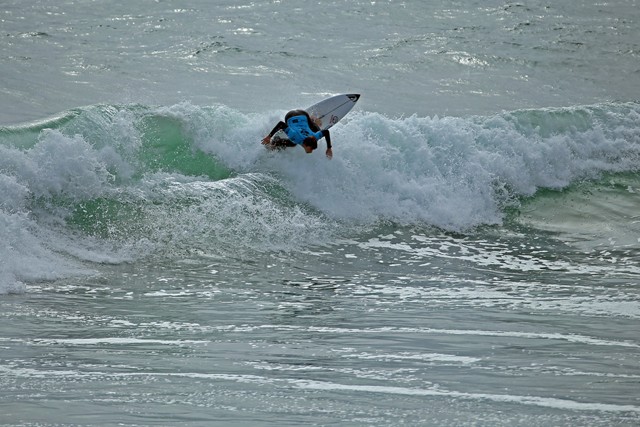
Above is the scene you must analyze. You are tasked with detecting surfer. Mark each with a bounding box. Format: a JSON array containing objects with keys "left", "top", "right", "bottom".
[{"left": 261, "top": 109, "right": 333, "bottom": 159}]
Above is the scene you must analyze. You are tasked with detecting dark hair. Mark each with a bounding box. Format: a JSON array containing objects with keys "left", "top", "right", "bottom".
[{"left": 302, "top": 136, "right": 318, "bottom": 150}]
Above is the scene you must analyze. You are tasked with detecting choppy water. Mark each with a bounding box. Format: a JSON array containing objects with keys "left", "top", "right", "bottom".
[{"left": 1, "top": 1, "right": 639, "bottom": 426}]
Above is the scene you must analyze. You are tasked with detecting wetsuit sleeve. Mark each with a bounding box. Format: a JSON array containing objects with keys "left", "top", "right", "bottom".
[
  {"left": 267, "top": 121, "right": 287, "bottom": 137},
  {"left": 320, "top": 129, "right": 331, "bottom": 149}
]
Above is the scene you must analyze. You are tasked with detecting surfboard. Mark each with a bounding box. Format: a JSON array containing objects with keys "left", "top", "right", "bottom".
[
  {"left": 306, "top": 93, "right": 360, "bottom": 130},
  {"left": 267, "top": 94, "right": 360, "bottom": 145}
]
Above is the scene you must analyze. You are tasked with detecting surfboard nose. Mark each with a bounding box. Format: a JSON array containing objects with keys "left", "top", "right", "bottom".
[{"left": 347, "top": 94, "right": 360, "bottom": 102}]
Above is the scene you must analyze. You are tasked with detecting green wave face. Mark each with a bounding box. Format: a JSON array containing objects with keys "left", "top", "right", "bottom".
[
  {"left": 1, "top": 104, "right": 233, "bottom": 181},
  {"left": 135, "top": 113, "right": 231, "bottom": 181},
  {"left": 514, "top": 172, "right": 640, "bottom": 251}
]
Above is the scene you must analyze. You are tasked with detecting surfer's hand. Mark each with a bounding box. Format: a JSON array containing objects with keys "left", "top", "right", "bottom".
[
  {"left": 326, "top": 148, "right": 333, "bottom": 159},
  {"left": 261, "top": 135, "right": 271, "bottom": 145}
]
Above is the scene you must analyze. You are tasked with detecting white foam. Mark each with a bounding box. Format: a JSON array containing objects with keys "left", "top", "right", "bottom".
[
  {"left": 359, "top": 233, "right": 640, "bottom": 277},
  {"left": 346, "top": 351, "right": 481, "bottom": 364},
  {"left": 0, "top": 129, "right": 112, "bottom": 201},
  {"left": 0, "top": 209, "right": 87, "bottom": 294},
  {"left": 30, "top": 337, "right": 208, "bottom": 346},
  {"left": 200, "top": 104, "right": 640, "bottom": 232},
  {"left": 215, "top": 324, "right": 640, "bottom": 349},
  {"left": 3, "top": 362, "right": 636, "bottom": 413},
  {"left": 2, "top": 102, "right": 639, "bottom": 291},
  {"left": 292, "top": 379, "right": 640, "bottom": 413},
  {"left": 0, "top": 120, "right": 144, "bottom": 292}
]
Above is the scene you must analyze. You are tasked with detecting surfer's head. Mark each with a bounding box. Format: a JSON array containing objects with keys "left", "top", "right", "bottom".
[{"left": 302, "top": 136, "right": 317, "bottom": 153}]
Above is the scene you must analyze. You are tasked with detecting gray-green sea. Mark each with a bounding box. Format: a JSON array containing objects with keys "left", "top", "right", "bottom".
[{"left": 1, "top": 1, "right": 639, "bottom": 425}]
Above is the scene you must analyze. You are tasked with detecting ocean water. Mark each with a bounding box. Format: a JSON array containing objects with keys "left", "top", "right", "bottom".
[{"left": 1, "top": 1, "right": 640, "bottom": 425}]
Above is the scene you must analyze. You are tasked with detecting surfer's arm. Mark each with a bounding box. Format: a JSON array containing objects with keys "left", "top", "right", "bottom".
[
  {"left": 262, "top": 121, "right": 287, "bottom": 144},
  {"left": 320, "top": 129, "right": 332, "bottom": 159},
  {"left": 268, "top": 121, "right": 287, "bottom": 136}
]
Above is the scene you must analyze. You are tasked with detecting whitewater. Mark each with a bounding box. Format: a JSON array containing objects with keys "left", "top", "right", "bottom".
[{"left": 1, "top": 1, "right": 639, "bottom": 426}]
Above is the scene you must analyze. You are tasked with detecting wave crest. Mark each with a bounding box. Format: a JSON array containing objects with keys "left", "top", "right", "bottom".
[{"left": 1, "top": 101, "right": 639, "bottom": 291}]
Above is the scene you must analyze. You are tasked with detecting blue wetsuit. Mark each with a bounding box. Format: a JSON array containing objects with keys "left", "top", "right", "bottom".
[
  {"left": 285, "top": 115, "right": 324, "bottom": 145},
  {"left": 267, "top": 109, "right": 332, "bottom": 149}
]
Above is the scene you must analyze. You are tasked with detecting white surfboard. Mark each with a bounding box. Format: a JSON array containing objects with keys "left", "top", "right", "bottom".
[
  {"left": 267, "top": 94, "right": 360, "bottom": 146},
  {"left": 306, "top": 93, "right": 360, "bottom": 130}
]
